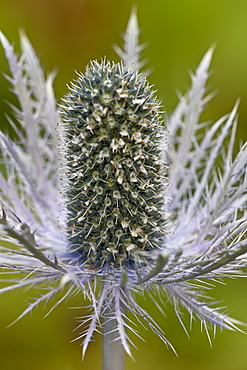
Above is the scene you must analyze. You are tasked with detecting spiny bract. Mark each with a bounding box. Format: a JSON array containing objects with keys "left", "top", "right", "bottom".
[{"left": 61, "top": 60, "right": 168, "bottom": 268}]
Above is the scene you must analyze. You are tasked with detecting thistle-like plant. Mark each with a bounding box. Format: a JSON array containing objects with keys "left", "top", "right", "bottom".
[{"left": 0, "top": 9, "right": 247, "bottom": 370}]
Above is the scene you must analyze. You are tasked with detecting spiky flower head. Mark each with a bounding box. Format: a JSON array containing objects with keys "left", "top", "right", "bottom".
[
  {"left": 62, "top": 60, "right": 167, "bottom": 268},
  {"left": 0, "top": 9, "right": 247, "bottom": 363}
]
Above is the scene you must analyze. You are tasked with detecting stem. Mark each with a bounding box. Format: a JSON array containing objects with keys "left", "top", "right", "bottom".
[{"left": 102, "top": 307, "right": 125, "bottom": 370}]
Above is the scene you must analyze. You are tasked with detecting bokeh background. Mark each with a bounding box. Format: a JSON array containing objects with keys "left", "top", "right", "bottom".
[{"left": 0, "top": 0, "right": 247, "bottom": 369}]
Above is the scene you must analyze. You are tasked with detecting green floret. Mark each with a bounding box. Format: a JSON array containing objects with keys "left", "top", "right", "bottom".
[{"left": 62, "top": 60, "right": 167, "bottom": 268}]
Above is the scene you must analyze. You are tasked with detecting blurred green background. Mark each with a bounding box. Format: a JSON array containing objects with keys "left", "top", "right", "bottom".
[{"left": 0, "top": 0, "right": 247, "bottom": 369}]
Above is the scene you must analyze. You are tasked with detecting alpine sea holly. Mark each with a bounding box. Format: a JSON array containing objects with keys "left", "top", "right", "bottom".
[
  {"left": 0, "top": 9, "right": 247, "bottom": 370},
  {"left": 62, "top": 60, "right": 167, "bottom": 268}
]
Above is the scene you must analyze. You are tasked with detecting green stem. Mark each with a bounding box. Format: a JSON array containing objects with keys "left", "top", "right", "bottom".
[{"left": 102, "top": 307, "right": 125, "bottom": 370}]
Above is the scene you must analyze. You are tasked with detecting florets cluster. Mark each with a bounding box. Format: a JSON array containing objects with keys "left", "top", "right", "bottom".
[{"left": 62, "top": 60, "right": 167, "bottom": 268}]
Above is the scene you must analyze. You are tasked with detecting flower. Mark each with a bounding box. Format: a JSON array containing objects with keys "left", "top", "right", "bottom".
[
  {"left": 62, "top": 59, "right": 166, "bottom": 268},
  {"left": 0, "top": 10, "right": 247, "bottom": 360}
]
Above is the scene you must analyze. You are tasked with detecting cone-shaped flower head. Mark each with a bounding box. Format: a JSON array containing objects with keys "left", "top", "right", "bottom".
[
  {"left": 1, "top": 11, "right": 247, "bottom": 362},
  {"left": 62, "top": 60, "right": 167, "bottom": 268}
]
